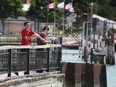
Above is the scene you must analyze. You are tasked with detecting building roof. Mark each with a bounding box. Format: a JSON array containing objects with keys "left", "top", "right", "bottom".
[{"left": 93, "top": 14, "right": 116, "bottom": 29}]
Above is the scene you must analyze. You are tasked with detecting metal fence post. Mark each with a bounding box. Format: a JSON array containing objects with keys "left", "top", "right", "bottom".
[
  {"left": 58, "top": 47, "right": 62, "bottom": 72},
  {"left": 60, "top": 37, "right": 62, "bottom": 72},
  {"left": 27, "top": 49, "right": 30, "bottom": 74},
  {"left": 8, "top": 49, "right": 11, "bottom": 77},
  {"left": 59, "top": 36, "right": 62, "bottom": 45},
  {"left": 47, "top": 48, "right": 50, "bottom": 72},
  {"left": 83, "top": 47, "right": 86, "bottom": 63}
]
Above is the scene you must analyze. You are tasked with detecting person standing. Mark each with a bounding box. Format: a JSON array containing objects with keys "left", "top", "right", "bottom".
[
  {"left": 37, "top": 25, "right": 49, "bottom": 45},
  {"left": 16, "top": 22, "right": 45, "bottom": 75},
  {"left": 21, "top": 22, "right": 45, "bottom": 45},
  {"left": 36, "top": 25, "right": 49, "bottom": 72}
]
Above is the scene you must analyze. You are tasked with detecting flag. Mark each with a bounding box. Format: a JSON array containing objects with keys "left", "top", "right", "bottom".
[
  {"left": 68, "top": 7, "right": 74, "bottom": 12},
  {"left": 57, "top": 2, "right": 64, "bottom": 8},
  {"left": 48, "top": 2, "right": 56, "bottom": 9},
  {"left": 65, "top": 3, "right": 72, "bottom": 10},
  {"left": 65, "top": 3, "right": 74, "bottom": 12}
]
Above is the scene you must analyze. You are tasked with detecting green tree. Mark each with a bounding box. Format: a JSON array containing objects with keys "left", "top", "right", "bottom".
[
  {"left": 72, "top": 0, "right": 116, "bottom": 27},
  {"left": 26, "top": 0, "right": 49, "bottom": 21},
  {"left": 0, "top": 0, "right": 23, "bottom": 33},
  {"left": 94, "top": 0, "right": 116, "bottom": 20},
  {"left": 0, "top": 0, "right": 23, "bottom": 19},
  {"left": 26, "top": 0, "right": 65, "bottom": 22},
  {"left": 26, "top": 0, "right": 116, "bottom": 35}
]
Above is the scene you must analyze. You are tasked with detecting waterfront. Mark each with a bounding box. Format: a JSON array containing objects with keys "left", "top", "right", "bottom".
[
  {"left": 62, "top": 49, "right": 116, "bottom": 87},
  {"left": 0, "top": 48, "right": 116, "bottom": 87}
]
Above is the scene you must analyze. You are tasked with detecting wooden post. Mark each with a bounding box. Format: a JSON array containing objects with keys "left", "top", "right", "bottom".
[{"left": 63, "top": 63, "right": 107, "bottom": 87}]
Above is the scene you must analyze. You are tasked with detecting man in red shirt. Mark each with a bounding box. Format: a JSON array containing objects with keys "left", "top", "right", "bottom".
[
  {"left": 16, "top": 22, "right": 46, "bottom": 75},
  {"left": 21, "top": 22, "right": 46, "bottom": 45}
]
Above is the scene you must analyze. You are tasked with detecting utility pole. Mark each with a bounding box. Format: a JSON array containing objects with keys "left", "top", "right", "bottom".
[{"left": 54, "top": 0, "right": 56, "bottom": 35}]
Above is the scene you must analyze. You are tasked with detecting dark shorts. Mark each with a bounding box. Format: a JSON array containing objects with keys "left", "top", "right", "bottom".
[{"left": 36, "top": 49, "right": 46, "bottom": 58}]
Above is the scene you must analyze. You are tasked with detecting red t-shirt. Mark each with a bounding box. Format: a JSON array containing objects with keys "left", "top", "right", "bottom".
[{"left": 21, "top": 29, "right": 35, "bottom": 45}]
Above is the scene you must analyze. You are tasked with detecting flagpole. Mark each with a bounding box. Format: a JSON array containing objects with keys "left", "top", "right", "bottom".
[
  {"left": 47, "top": 8, "right": 49, "bottom": 25},
  {"left": 63, "top": 0, "right": 65, "bottom": 35},
  {"left": 71, "top": 0, "right": 73, "bottom": 7},
  {"left": 54, "top": 0, "right": 56, "bottom": 35}
]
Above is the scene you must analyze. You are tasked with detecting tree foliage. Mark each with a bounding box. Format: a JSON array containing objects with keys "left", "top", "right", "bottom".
[
  {"left": 73, "top": 0, "right": 116, "bottom": 21},
  {"left": 109, "top": 28, "right": 116, "bottom": 34},
  {"left": 0, "top": 0, "right": 23, "bottom": 19},
  {"left": 25, "top": 0, "right": 116, "bottom": 33},
  {"left": 26, "top": 0, "right": 49, "bottom": 21},
  {"left": 26, "top": 0, "right": 72, "bottom": 22}
]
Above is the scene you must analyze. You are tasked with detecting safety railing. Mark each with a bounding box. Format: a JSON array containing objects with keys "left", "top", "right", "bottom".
[{"left": 0, "top": 44, "right": 62, "bottom": 77}]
